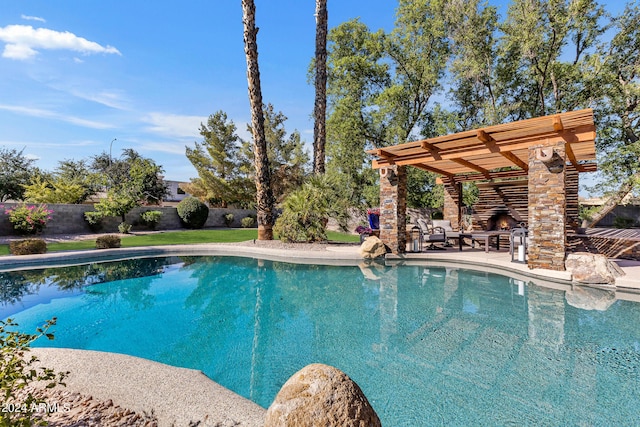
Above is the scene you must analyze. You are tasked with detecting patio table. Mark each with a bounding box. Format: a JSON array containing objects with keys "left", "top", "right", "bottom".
[{"left": 457, "top": 231, "right": 511, "bottom": 252}]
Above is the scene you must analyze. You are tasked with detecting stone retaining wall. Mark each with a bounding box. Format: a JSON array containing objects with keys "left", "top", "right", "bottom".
[{"left": 0, "top": 203, "right": 256, "bottom": 236}]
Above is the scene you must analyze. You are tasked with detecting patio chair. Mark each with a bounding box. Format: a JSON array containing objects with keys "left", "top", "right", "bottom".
[
  {"left": 417, "top": 219, "right": 447, "bottom": 250},
  {"left": 432, "top": 219, "right": 460, "bottom": 247}
]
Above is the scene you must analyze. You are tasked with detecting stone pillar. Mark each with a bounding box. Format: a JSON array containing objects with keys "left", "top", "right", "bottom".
[
  {"left": 528, "top": 141, "right": 567, "bottom": 270},
  {"left": 379, "top": 165, "right": 407, "bottom": 254},
  {"left": 442, "top": 179, "right": 462, "bottom": 230}
]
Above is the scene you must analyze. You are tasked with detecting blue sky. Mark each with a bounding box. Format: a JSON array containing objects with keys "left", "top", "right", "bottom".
[{"left": 0, "top": 1, "right": 397, "bottom": 181}]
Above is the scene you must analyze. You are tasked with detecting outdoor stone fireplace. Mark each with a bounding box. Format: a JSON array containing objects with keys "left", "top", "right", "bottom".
[{"left": 487, "top": 212, "right": 520, "bottom": 231}]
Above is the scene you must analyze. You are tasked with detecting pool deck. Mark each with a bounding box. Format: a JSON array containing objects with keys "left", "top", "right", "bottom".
[{"left": 2, "top": 241, "right": 640, "bottom": 426}]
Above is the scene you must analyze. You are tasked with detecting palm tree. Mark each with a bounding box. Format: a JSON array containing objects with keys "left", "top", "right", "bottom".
[
  {"left": 313, "top": 0, "right": 328, "bottom": 175},
  {"left": 242, "top": 0, "right": 275, "bottom": 240}
]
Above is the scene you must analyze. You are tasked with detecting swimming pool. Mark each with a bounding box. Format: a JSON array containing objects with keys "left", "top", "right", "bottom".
[{"left": 2, "top": 255, "right": 639, "bottom": 425}]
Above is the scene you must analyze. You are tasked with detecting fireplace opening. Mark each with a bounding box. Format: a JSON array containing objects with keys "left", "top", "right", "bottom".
[{"left": 487, "top": 212, "right": 519, "bottom": 231}]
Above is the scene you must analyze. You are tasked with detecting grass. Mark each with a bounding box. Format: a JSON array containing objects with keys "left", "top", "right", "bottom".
[{"left": 0, "top": 229, "right": 360, "bottom": 255}]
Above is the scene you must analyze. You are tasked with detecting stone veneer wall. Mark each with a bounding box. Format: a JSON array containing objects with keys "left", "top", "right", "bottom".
[
  {"left": 379, "top": 165, "right": 407, "bottom": 254},
  {"left": 0, "top": 203, "right": 256, "bottom": 236},
  {"left": 527, "top": 141, "right": 567, "bottom": 270},
  {"left": 442, "top": 180, "right": 461, "bottom": 231}
]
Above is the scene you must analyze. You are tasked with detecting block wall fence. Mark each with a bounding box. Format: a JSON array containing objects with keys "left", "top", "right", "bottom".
[{"left": 0, "top": 203, "right": 256, "bottom": 236}]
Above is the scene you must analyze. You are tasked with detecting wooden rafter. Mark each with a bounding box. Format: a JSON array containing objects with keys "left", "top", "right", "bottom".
[{"left": 368, "top": 109, "right": 596, "bottom": 181}]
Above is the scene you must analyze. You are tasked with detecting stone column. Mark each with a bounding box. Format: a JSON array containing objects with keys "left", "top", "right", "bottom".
[
  {"left": 442, "top": 179, "right": 462, "bottom": 230},
  {"left": 379, "top": 165, "right": 407, "bottom": 254},
  {"left": 527, "top": 140, "right": 567, "bottom": 270}
]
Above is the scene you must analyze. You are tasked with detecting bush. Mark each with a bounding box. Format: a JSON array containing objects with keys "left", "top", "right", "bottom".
[
  {"left": 95, "top": 235, "right": 121, "bottom": 249},
  {"left": 1, "top": 317, "right": 68, "bottom": 427},
  {"left": 4, "top": 204, "right": 53, "bottom": 234},
  {"left": 613, "top": 216, "right": 636, "bottom": 229},
  {"left": 176, "top": 197, "right": 209, "bottom": 229},
  {"left": 223, "top": 213, "right": 234, "bottom": 227},
  {"left": 274, "top": 181, "right": 329, "bottom": 242},
  {"left": 140, "top": 210, "right": 163, "bottom": 230},
  {"left": 118, "top": 222, "right": 132, "bottom": 234},
  {"left": 241, "top": 216, "right": 255, "bottom": 228},
  {"left": 9, "top": 239, "right": 47, "bottom": 255},
  {"left": 84, "top": 211, "right": 104, "bottom": 232}
]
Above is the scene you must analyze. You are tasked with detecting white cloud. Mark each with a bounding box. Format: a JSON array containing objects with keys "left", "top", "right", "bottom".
[
  {"left": 0, "top": 24, "right": 121, "bottom": 60},
  {"left": 0, "top": 103, "right": 114, "bottom": 129},
  {"left": 21, "top": 15, "right": 46, "bottom": 23},
  {"left": 143, "top": 112, "right": 206, "bottom": 139},
  {"left": 139, "top": 141, "right": 188, "bottom": 155}
]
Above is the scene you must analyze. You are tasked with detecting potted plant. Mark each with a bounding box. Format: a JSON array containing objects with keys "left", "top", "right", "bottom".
[{"left": 355, "top": 225, "right": 373, "bottom": 243}]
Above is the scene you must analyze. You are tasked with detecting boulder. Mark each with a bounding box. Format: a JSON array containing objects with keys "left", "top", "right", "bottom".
[
  {"left": 359, "top": 236, "right": 387, "bottom": 259},
  {"left": 264, "top": 363, "right": 381, "bottom": 427},
  {"left": 565, "top": 252, "right": 625, "bottom": 285}
]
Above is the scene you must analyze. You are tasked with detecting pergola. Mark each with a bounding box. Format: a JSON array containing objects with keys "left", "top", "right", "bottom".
[{"left": 368, "top": 108, "right": 597, "bottom": 271}]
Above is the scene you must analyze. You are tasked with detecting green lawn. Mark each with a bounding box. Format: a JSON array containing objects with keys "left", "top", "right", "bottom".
[{"left": 0, "top": 229, "right": 359, "bottom": 255}]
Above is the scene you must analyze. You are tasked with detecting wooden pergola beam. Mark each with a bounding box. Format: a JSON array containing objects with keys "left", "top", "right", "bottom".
[
  {"left": 412, "top": 162, "right": 454, "bottom": 179},
  {"left": 450, "top": 158, "right": 491, "bottom": 178}
]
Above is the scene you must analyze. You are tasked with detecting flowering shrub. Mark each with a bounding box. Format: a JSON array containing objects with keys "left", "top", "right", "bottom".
[{"left": 4, "top": 204, "right": 53, "bottom": 235}]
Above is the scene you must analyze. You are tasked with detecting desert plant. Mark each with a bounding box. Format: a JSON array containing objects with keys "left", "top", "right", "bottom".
[
  {"left": 176, "top": 197, "right": 209, "bottom": 229},
  {"left": 241, "top": 216, "right": 255, "bottom": 228},
  {"left": 4, "top": 204, "right": 53, "bottom": 235},
  {"left": 118, "top": 222, "right": 132, "bottom": 234},
  {"left": 274, "top": 181, "right": 330, "bottom": 242},
  {"left": 9, "top": 239, "right": 47, "bottom": 255},
  {"left": 1, "top": 317, "right": 68, "bottom": 427},
  {"left": 140, "top": 210, "right": 163, "bottom": 230},
  {"left": 95, "top": 234, "right": 122, "bottom": 249},
  {"left": 223, "top": 213, "right": 234, "bottom": 227}
]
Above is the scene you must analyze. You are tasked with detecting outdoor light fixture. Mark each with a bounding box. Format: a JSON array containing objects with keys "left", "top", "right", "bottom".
[{"left": 411, "top": 225, "right": 422, "bottom": 253}]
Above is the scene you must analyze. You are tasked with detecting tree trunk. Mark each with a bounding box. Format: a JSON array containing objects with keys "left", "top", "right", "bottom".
[
  {"left": 583, "top": 177, "right": 635, "bottom": 228},
  {"left": 242, "top": 0, "right": 274, "bottom": 240},
  {"left": 313, "top": 0, "right": 328, "bottom": 175}
]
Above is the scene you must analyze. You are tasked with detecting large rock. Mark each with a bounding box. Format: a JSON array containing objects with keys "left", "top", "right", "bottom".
[
  {"left": 359, "top": 236, "right": 387, "bottom": 259},
  {"left": 565, "top": 252, "right": 625, "bottom": 285},
  {"left": 264, "top": 363, "right": 381, "bottom": 427}
]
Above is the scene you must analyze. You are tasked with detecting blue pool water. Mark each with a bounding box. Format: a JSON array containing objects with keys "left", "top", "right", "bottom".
[{"left": 2, "top": 256, "right": 640, "bottom": 425}]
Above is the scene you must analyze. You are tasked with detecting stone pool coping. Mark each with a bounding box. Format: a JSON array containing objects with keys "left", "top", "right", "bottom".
[{"left": 3, "top": 242, "right": 640, "bottom": 426}]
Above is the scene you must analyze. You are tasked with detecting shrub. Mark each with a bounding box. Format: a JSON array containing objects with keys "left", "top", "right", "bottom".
[
  {"left": 140, "top": 210, "right": 163, "bottom": 230},
  {"left": 613, "top": 216, "right": 636, "bottom": 229},
  {"left": 241, "top": 216, "right": 255, "bottom": 228},
  {"left": 1, "top": 317, "right": 68, "bottom": 427},
  {"left": 84, "top": 211, "right": 104, "bottom": 232},
  {"left": 223, "top": 213, "right": 234, "bottom": 227},
  {"left": 176, "top": 197, "right": 209, "bottom": 229},
  {"left": 118, "top": 222, "right": 132, "bottom": 234},
  {"left": 9, "top": 239, "right": 47, "bottom": 255},
  {"left": 274, "top": 181, "right": 329, "bottom": 242},
  {"left": 95, "top": 235, "right": 121, "bottom": 249},
  {"left": 4, "top": 204, "right": 53, "bottom": 235}
]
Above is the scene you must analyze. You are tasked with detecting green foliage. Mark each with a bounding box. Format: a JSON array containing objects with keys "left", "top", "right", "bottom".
[
  {"left": 83, "top": 210, "right": 104, "bottom": 232},
  {"left": 613, "top": 216, "right": 636, "bottom": 229},
  {"left": 0, "top": 147, "right": 37, "bottom": 202},
  {"left": 23, "top": 160, "right": 97, "bottom": 204},
  {"left": 223, "top": 213, "right": 234, "bottom": 227},
  {"left": 4, "top": 204, "right": 53, "bottom": 235},
  {"left": 118, "top": 222, "right": 132, "bottom": 234},
  {"left": 140, "top": 210, "right": 163, "bottom": 230},
  {"left": 273, "top": 176, "right": 344, "bottom": 242},
  {"left": 9, "top": 239, "right": 47, "bottom": 255},
  {"left": 579, "top": 204, "right": 600, "bottom": 221},
  {"left": 95, "top": 235, "right": 121, "bottom": 249},
  {"left": 241, "top": 216, "right": 255, "bottom": 228},
  {"left": 0, "top": 317, "right": 67, "bottom": 426},
  {"left": 91, "top": 191, "right": 138, "bottom": 224},
  {"left": 176, "top": 197, "right": 209, "bottom": 229}
]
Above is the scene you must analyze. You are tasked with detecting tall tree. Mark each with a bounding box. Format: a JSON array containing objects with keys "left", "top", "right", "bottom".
[
  {"left": 0, "top": 148, "right": 36, "bottom": 202},
  {"left": 242, "top": 0, "right": 275, "bottom": 240},
  {"left": 313, "top": 0, "right": 328, "bottom": 174},
  {"left": 183, "top": 111, "right": 253, "bottom": 207},
  {"left": 582, "top": 2, "right": 640, "bottom": 226}
]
